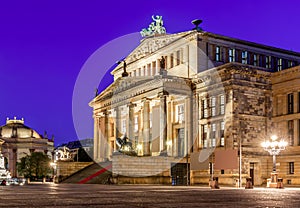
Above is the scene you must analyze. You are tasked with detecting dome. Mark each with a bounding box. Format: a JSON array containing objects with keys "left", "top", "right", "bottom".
[{"left": 0, "top": 117, "right": 42, "bottom": 139}]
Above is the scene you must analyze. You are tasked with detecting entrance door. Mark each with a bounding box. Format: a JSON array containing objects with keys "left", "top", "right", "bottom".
[
  {"left": 250, "top": 163, "right": 254, "bottom": 185},
  {"left": 171, "top": 163, "right": 190, "bottom": 185},
  {"left": 177, "top": 128, "right": 184, "bottom": 157}
]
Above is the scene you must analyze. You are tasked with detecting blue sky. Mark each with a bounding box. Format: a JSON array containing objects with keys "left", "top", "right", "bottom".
[{"left": 1, "top": 0, "right": 299, "bottom": 145}]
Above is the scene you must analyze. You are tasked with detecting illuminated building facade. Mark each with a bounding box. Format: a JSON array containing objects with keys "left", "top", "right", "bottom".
[
  {"left": 90, "top": 18, "right": 300, "bottom": 185},
  {"left": 0, "top": 117, "right": 54, "bottom": 177}
]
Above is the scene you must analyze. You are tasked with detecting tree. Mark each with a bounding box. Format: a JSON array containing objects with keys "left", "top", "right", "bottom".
[{"left": 17, "top": 152, "right": 51, "bottom": 180}]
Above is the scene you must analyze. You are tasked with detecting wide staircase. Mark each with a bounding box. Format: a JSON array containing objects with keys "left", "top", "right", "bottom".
[{"left": 61, "top": 161, "right": 112, "bottom": 184}]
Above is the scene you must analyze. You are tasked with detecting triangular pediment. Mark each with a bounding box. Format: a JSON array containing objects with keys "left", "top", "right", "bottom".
[
  {"left": 126, "top": 31, "right": 193, "bottom": 63},
  {"left": 91, "top": 76, "right": 155, "bottom": 105}
]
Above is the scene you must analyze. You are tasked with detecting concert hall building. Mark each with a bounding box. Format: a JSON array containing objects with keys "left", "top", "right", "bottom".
[{"left": 89, "top": 17, "right": 300, "bottom": 186}]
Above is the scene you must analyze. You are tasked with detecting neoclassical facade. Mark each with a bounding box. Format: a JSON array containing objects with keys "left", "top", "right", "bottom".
[
  {"left": 0, "top": 117, "right": 54, "bottom": 177},
  {"left": 90, "top": 19, "right": 300, "bottom": 185}
]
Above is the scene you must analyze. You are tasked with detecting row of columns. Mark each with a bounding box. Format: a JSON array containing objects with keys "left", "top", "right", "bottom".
[{"left": 94, "top": 92, "right": 193, "bottom": 161}]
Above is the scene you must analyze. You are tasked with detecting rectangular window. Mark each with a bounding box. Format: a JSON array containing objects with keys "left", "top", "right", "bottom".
[
  {"left": 170, "top": 53, "right": 174, "bottom": 68},
  {"left": 202, "top": 124, "right": 208, "bottom": 148},
  {"left": 229, "top": 49, "right": 235, "bottom": 62},
  {"left": 138, "top": 68, "right": 141, "bottom": 76},
  {"left": 288, "top": 60, "right": 294, "bottom": 68},
  {"left": 152, "top": 61, "right": 156, "bottom": 75},
  {"left": 288, "top": 93, "right": 294, "bottom": 114},
  {"left": 288, "top": 120, "right": 294, "bottom": 146},
  {"left": 177, "top": 104, "right": 185, "bottom": 122},
  {"left": 210, "top": 97, "right": 216, "bottom": 117},
  {"left": 265, "top": 56, "right": 272, "bottom": 69},
  {"left": 121, "top": 119, "right": 126, "bottom": 134},
  {"left": 201, "top": 99, "right": 208, "bottom": 118},
  {"left": 220, "top": 121, "right": 225, "bottom": 147},
  {"left": 147, "top": 64, "right": 151, "bottom": 76},
  {"left": 134, "top": 116, "right": 139, "bottom": 133},
  {"left": 215, "top": 46, "right": 221, "bottom": 61},
  {"left": 277, "top": 58, "right": 283, "bottom": 71},
  {"left": 242, "top": 51, "right": 248, "bottom": 64},
  {"left": 253, "top": 54, "right": 258, "bottom": 66},
  {"left": 211, "top": 123, "right": 216, "bottom": 147},
  {"left": 176, "top": 50, "right": 180, "bottom": 65},
  {"left": 289, "top": 162, "right": 294, "bottom": 174},
  {"left": 220, "top": 95, "right": 225, "bottom": 115}
]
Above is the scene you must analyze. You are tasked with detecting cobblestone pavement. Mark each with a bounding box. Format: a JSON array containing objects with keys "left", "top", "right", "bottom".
[{"left": 0, "top": 184, "right": 300, "bottom": 207}]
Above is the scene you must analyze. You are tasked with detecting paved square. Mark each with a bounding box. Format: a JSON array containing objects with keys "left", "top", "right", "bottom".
[{"left": 1, "top": 184, "right": 300, "bottom": 207}]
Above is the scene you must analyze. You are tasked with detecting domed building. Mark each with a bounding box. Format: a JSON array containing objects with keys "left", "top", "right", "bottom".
[{"left": 0, "top": 117, "right": 54, "bottom": 177}]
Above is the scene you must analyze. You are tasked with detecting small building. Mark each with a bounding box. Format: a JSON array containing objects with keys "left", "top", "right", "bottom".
[{"left": 0, "top": 117, "right": 54, "bottom": 177}]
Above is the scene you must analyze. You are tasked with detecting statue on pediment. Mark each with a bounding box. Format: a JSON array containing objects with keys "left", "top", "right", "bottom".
[{"left": 140, "top": 15, "right": 166, "bottom": 37}]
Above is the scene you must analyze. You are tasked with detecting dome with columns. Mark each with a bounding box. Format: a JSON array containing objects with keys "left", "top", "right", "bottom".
[{"left": 0, "top": 117, "right": 41, "bottom": 139}]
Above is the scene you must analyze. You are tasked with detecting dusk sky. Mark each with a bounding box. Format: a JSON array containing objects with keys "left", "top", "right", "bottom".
[{"left": 1, "top": 0, "right": 300, "bottom": 145}]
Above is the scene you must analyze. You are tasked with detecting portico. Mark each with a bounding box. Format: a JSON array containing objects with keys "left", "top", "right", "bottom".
[{"left": 90, "top": 75, "right": 194, "bottom": 162}]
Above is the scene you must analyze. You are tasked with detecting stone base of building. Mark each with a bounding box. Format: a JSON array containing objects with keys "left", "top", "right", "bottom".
[{"left": 113, "top": 175, "right": 171, "bottom": 184}]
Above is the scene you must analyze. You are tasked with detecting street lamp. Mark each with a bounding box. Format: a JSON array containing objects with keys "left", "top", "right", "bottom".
[{"left": 261, "top": 135, "right": 287, "bottom": 187}]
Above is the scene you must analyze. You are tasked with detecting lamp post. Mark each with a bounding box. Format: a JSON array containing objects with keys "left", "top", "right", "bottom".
[{"left": 261, "top": 135, "right": 287, "bottom": 187}]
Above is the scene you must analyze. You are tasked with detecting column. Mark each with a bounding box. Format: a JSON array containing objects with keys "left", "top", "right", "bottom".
[
  {"left": 159, "top": 91, "right": 168, "bottom": 152},
  {"left": 93, "top": 116, "right": 100, "bottom": 162},
  {"left": 193, "top": 93, "right": 199, "bottom": 151},
  {"left": 143, "top": 98, "right": 151, "bottom": 155},
  {"left": 167, "top": 99, "right": 173, "bottom": 156},
  {"left": 104, "top": 110, "right": 109, "bottom": 159},
  {"left": 156, "top": 59, "right": 160, "bottom": 75},
  {"left": 185, "top": 95, "right": 193, "bottom": 156},
  {"left": 115, "top": 106, "right": 121, "bottom": 139},
  {"left": 99, "top": 114, "right": 105, "bottom": 160},
  {"left": 128, "top": 103, "right": 135, "bottom": 141}
]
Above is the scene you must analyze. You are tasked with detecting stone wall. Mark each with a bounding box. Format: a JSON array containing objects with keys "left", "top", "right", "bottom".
[
  {"left": 56, "top": 161, "right": 93, "bottom": 181},
  {"left": 112, "top": 154, "right": 182, "bottom": 184}
]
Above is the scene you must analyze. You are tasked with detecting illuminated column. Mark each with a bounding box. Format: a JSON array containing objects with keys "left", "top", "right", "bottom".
[
  {"left": 128, "top": 103, "right": 135, "bottom": 141},
  {"left": 185, "top": 95, "right": 192, "bottom": 156},
  {"left": 114, "top": 106, "right": 121, "bottom": 139},
  {"left": 99, "top": 113, "right": 106, "bottom": 160},
  {"left": 104, "top": 110, "right": 109, "bottom": 160},
  {"left": 156, "top": 59, "right": 160, "bottom": 75},
  {"left": 167, "top": 99, "right": 173, "bottom": 156},
  {"left": 159, "top": 91, "right": 168, "bottom": 152},
  {"left": 93, "top": 115, "right": 100, "bottom": 162},
  {"left": 143, "top": 98, "right": 150, "bottom": 155}
]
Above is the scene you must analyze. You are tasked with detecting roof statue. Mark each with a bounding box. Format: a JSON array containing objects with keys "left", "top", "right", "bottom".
[
  {"left": 140, "top": 15, "right": 166, "bottom": 37},
  {"left": 117, "top": 60, "right": 128, "bottom": 77}
]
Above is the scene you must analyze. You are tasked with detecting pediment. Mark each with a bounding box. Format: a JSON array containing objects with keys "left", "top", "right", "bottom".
[
  {"left": 126, "top": 32, "right": 192, "bottom": 63},
  {"left": 93, "top": 76, "right": 154, "bottom": 103}
]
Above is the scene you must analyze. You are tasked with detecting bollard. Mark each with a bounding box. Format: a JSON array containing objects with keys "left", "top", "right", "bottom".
[
  {"left": 245, "top": 177, "right": 253, "bottom": 189},
  {"left": 277, "top": 178, "right": 284, "bottom": 189},
  {"left": 211, "top": 177, "right": 220, "bottom": 189}
]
